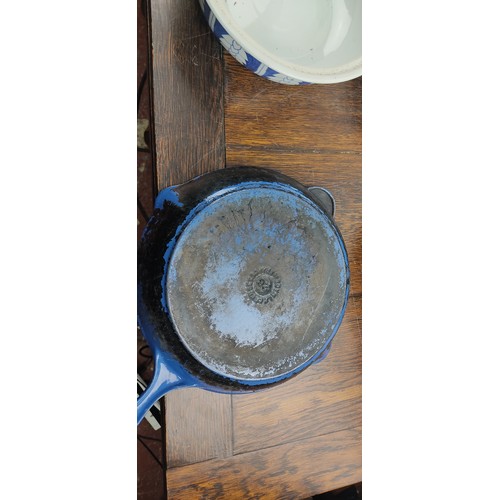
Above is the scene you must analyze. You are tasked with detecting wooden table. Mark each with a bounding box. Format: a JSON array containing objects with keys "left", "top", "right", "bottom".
[{"left": 147, "top": 1, "right": 361, "bottom": 497}]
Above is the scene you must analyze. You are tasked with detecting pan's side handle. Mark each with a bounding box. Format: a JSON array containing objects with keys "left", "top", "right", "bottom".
[
  {"left": 137, "top": 354, "right": 185, "bottom": 425},
  {"left": 307, "top": 186, "right": 336, "bottom": 219}
]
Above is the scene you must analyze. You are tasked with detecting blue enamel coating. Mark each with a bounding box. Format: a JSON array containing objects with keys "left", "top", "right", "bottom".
[
  {"left": 137, "top": 170, "right": 350, "bottom": 424},
  {"left": 136, "top": 353, "right": 185, "bottom": 424},
  {"left": 137, "top": 289, "right": 198, "bottom": 424},
  {"left": 154, "top": 186, "right": 183, "bottom": 210}
]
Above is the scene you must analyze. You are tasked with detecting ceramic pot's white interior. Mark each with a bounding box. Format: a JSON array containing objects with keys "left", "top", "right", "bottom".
[{"left": 209, "top": 0, "right": 361, "bottom": 82}]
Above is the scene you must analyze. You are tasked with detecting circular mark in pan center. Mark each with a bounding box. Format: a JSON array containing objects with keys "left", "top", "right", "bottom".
[{"left": 246, "top": 267, "right": 281, "bottom": 304}]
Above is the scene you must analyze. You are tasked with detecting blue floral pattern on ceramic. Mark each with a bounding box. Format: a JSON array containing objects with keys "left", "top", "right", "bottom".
[{"left": 199, "top": 0, "right": 309, "bottom": 85}]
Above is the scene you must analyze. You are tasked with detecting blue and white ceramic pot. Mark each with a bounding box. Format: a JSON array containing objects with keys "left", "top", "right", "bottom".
[{"left": 199, "top": 0, "right": 362, "bottom": 85}]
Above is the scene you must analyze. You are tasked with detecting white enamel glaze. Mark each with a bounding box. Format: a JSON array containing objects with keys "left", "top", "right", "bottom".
[{"left": 207, "top": 0, "right": 361, "bottom": 83}]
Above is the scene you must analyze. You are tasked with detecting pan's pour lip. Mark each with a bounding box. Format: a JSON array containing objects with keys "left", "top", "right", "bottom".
[{"left": 164, "top": 181, "right": 350, "bottom": 383}]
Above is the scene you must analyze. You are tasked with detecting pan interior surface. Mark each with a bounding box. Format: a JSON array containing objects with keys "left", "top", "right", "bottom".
[{"left": 166, "top": 186, "right": 348, "bottom": 381}]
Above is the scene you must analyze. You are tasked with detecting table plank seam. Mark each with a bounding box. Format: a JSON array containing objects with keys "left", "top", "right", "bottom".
[
  {"left": 166, "top": 424, "right": 362, "bottom": 472},
  {"left": 227, "top": 145, "right": 362, "bottom": 156},
  {"left": 233, "top": 400, "right": 362, "bottom": 454}
]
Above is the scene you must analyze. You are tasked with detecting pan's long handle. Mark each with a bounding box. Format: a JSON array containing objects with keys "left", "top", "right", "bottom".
[{"left": 137, "top": 356, "right": 185, "bottom": 425}]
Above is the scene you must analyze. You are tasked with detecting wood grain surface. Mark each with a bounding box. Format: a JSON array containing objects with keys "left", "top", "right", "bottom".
[
  {"left": 150, "top": 0, "right": 226, "bottom": 188},
  {"left": 167, "top": 426, "right": 362, "bottom": 500},
  {"left": 165, "top": 390, "right": 232, "bottom": 467},
  {"left": 223, "top": 55, "right": 361, "bottom": 155},
  {"left": 148, "top": 1, "right": 362, "bottom": 497}
]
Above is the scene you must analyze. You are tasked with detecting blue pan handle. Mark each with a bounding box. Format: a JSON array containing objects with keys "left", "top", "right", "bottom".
[{"left": 137, "top": 353, "right": 186, "bottom": 424}]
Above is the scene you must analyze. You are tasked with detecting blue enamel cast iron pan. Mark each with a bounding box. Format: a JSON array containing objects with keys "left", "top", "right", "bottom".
[{"left": 137, "top": 167, "right": 349, "bottom": 424}]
